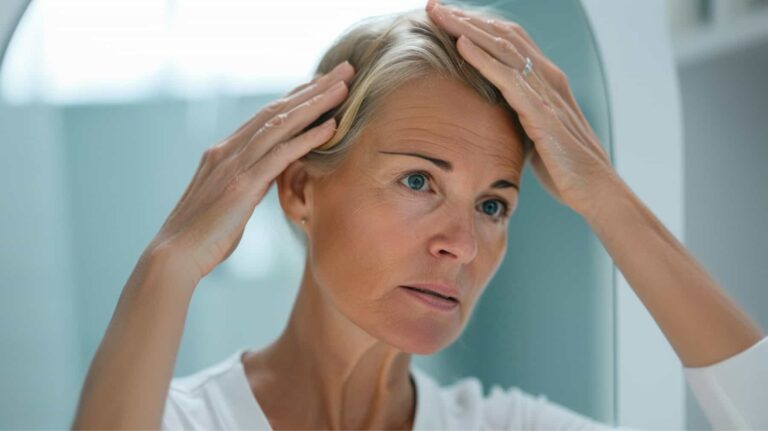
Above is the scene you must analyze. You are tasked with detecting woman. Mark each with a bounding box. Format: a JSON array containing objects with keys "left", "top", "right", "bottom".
[{"left": 71, "top": 1, "right": 768, "bottom": 429}]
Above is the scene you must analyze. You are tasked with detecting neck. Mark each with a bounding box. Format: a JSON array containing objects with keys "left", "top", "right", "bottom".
[{"left": 242, "top": 262, "right": 416, "bottom": 430}]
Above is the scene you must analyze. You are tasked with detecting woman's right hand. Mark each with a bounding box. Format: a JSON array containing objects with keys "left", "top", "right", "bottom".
[{"left": 145, "top": 61, "right": 355, "bottom": 283}]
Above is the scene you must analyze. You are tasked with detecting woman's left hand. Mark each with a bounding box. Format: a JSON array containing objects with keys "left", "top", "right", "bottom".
[{"left": 426, "top": 0, "right": 623, "bottom": 218}]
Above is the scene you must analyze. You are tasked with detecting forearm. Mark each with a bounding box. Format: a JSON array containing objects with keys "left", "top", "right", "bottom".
[
  {"left": 584, "top": 177, "right": 764, "bottom": 368},
  {"left": 71, "top": 247, "right": 197, "bottom": 429}
]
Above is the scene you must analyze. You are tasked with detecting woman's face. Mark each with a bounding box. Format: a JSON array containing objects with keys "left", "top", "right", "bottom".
[{"left": 306, "top": 74, "right": 525, "bottom": 354}]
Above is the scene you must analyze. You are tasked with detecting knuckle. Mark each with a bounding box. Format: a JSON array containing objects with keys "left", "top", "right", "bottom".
[
  {"left": 203, "top": 146, "right": 223, "bottom": 163},
  {"left": 509, "top": 22, "right": 524, "bottom": 33},
  {"left": 313, "top": 90, "right": 328, "bottom": 102},
  {"left": 521, "top": 30, "right": 536, "bottom": 45},
  {"left": 543, "top": 102, "right": 558, "bottom": 118},
  {"left": 501, "top": 28, "right": 518, "bottom": 41},
  {"left": 494, "top": 36, "right": 516, "bottom": 54},
  {"left": 510, "top": 22, "right": 528, "bottom": 39},
  {"left": 488, "top": 18, "right": 506, "bottom": 31},
  {"left": 551, "top": 67, "right": 568, "bottom": 85},
  {"left": 303, "top": 94, "right": 323, "bottom": 108},
  {"left": 290, "top": 82, "right": 318, "bottom": 98},
  {"left": 264, "top": 112, "right": 289, "bottom": 129},
  {"left": 264, "top": 98, "right": 287, "bottom": 115}
]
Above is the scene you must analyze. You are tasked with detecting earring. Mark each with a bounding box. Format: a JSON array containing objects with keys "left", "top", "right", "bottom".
[{"left": 300, "top": 218, "right": 307, "bottom": 225}]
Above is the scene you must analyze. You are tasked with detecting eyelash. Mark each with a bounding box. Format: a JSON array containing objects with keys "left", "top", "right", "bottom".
[{"left": 396, "top": 170, "right": 512, "bottom": 221}]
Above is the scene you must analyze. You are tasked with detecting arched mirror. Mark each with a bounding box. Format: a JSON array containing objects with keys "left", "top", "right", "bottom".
[{"left": 0, "top": 0, "right": 614, "bottom": 428}]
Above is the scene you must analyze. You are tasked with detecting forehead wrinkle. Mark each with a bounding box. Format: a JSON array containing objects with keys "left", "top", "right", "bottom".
[
  {"left": 374, "top": 105, "right": 517, "bottom": 147},
  {"left": 377, "top": 97, "right": 514, "bottom": 137},
  {"left": 389, "top": 124, "right": 510, "bottom": 153},
  {"left": 376, "top": 114, "right": 511, "bottom": 147},
  {"left": 366, "top": 93, "right": 524, "bottom": 177},
  {"left": 384, "top": 125, "right": 522, "bottom": 176}
]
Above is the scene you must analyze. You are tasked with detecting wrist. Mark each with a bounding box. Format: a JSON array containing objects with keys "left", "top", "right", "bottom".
[
  {"left": 580, "top": 173, "right": 634, "bottom": 226},
  {"left": 133, "top": 243, "right": 201, "bottom": 296}
]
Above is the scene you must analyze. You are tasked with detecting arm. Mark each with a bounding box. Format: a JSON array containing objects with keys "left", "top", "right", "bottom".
[
  {"left": 584, "top": 176, "right": 765, "bottom": 368},
  {"left": 70, "top": 247, "right": 197, "bottom": 429},
  {"left": 69, "top": 59, "right": 354, "bottom": 429},
  {"left": 423, "top": 0, "right": 765, "bottom": 367}
]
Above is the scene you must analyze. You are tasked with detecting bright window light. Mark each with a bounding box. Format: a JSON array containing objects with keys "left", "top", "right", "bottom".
[{"left": 1, "top": 0, "right": 424, "bottom": 104}]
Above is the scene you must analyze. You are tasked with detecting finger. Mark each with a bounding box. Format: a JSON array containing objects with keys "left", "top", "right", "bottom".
[
  {"left": 440, "top": 8, "right": 556, "bottom": 90},
  {"left": 450, "top": 27, "right": 590, "bottom": 159},
  {"left": 433, "top": 5, "right": 585, "bottom": 123},
  {"left": 450, "top": 9, "right": 589, "bottom": 125},
  {"left": 218, "top": 60, "right": 354, "bottom": 155},
  {"left": 444, "top": 6, "right": 542, "bottom": 56},
  {"left": 428, "top": 3, "right": 526, "bottom": 71},
  {"left": 452, "top": 12, "right": 598, "bottom": 155},
  {"left": 428, "top": 4, "right": 556, "bottom": 109},
  {"left": 285, "top": 65, "right": 342, "bottom": 97},
  {"left": 456, "top": 34, "right": 557, "bottom": 161},
  {"left": 236, "top": 80, "right": 349, "bottom": 172},
  {"left": 227, "top": 60, "right": 352, "bottom": 147},
  {"left": 455, "top": 35, "right": 548, "bottom": 122},
  {"left": 244, "top": 116, "right": 337, "bottom": 188}
]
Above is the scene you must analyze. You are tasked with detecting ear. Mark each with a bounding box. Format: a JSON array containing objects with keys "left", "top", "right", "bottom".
[{"left": 276, "top": 159, "right": 316, "bottom": 229}]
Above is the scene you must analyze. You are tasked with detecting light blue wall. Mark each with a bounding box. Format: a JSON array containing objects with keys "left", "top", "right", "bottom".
[
  {"left": 679, "top": 39, "right": 768, "bottom": 431},
  {"left": 0, "top": 103, "right": 81, "bottom": 428}
]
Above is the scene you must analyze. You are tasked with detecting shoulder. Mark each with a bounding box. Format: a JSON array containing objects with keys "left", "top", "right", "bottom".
[
  {"left": 412, "top": 367, "right": 622, "bottom": 430},
  {"left": 168, "top": 350, "right": 243, "bottom": 394},
  {"left": 162, "top": 349, "right": 248, "bottom": 430}
]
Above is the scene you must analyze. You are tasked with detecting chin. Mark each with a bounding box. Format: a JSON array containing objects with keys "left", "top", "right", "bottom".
[{"left": 373, "top": 314, "right": 463, "bottom": 355}]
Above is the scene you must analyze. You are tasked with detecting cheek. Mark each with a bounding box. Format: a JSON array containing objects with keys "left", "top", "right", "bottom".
[
  {"left": 310, "top": 181, "right": 507, "bottom": 304},
  {"left": 311, "top": 187, "right": 412, "bottom": 302}
]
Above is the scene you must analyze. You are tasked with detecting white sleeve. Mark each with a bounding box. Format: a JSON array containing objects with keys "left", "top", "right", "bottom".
[
  {"left": 161, "top": 389, "right": 189, "bottom": 430},
  {"left": 484, "top": 385, "right": 638, "bottom": 430},
  {"left": 683, "top": 335, "right": 768, "bottom": 430}
]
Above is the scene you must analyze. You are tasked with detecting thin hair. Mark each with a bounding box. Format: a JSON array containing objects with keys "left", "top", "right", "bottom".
[{"left": 288, "top": 2, "right": 530, "bottom": 246}]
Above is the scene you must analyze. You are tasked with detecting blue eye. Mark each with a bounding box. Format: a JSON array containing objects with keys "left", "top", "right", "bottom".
[
  {"left": 480, "top": 199, "right": 507, "bottom": 218},
  {"left": 402, "top": 172, "right": 429, "bottom": 192},
  {"left": 397, "top": 171, "right": 511, "bottom": 221}
]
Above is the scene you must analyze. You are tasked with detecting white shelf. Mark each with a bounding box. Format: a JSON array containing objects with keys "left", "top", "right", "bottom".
[{"left": 673, "top": 5, "right": 768, "bottom": 65}]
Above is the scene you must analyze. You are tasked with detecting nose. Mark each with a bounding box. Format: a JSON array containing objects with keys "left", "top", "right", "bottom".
[{"left": 428, "top": 208, "right": 478, "bottom": 263}]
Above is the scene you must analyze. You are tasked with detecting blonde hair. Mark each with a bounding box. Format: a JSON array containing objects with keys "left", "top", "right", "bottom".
[
  {"left": 302, "top": 6, "right": 530, "bottom": 172},
  {"left": 290, "top": 4, "right": 530, "bottom": 244}
]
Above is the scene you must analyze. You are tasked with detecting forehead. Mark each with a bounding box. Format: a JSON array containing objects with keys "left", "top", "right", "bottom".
[{"left": 360, "top": 75, "right": 525, "bottom": 174}]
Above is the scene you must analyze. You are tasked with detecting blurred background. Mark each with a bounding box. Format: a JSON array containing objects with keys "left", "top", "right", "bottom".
[{"left": 0, "top": 0, "right": 766, "bottom": 429}]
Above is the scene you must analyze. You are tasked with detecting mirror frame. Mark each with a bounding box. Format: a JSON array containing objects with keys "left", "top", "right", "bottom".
[{"left": 581, "top": 0, "right": 686, "bottom": 428}]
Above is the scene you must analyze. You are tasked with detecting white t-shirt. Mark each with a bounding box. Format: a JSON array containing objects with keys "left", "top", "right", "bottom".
[{"left": 162, "top": 336, "right": 768, "bottom": 430}]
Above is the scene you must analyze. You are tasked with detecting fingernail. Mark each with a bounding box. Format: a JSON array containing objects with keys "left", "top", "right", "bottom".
[
  {"left": 321, "top": 117, "right": 336, "bottom": 129},
  {"left": 330, "top": 60, "right": 350, "bottom": 75}
]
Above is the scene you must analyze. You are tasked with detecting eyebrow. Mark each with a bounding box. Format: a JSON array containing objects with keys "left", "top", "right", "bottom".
[{"left": 378, "top": 151, "right": 519, "bottom": 191}]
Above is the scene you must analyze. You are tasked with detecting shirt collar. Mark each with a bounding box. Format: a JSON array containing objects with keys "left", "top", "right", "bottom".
[{"left": 228, "top": 347, "right": 446, "bottom": 430}]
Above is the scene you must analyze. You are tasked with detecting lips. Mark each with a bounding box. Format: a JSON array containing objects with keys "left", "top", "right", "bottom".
[{"left": 400, "top": 285, "right": 458, "bottom": 302}]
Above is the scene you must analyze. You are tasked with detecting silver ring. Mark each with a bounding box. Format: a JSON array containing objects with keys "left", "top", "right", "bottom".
[{"left": 522, "top": 56, "right": 533, "bottom": 77}]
